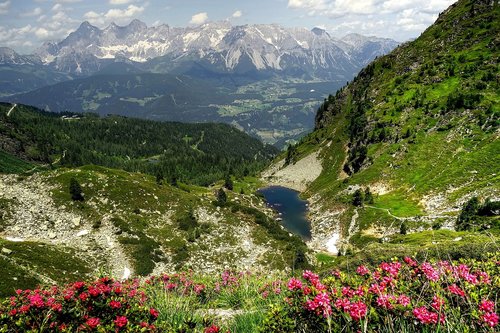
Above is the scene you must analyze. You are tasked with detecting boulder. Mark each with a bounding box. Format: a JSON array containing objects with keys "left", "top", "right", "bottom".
[
  {"left": 1, "top": 247, "right": 13, "bottom": 255},
  {"left": 72, "top": 217, "right": 81, "bottom": 227}
]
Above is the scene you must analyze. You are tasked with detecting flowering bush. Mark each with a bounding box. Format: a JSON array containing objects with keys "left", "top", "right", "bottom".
[
  {"left": 261, "top": 254, "right": 500, "bottom": 332},
  {"left": 0, "top": 277, "right": 158, "bottom": 332},
  {"left": 1, "top": 255, "right": 498, "bottom": 332}
]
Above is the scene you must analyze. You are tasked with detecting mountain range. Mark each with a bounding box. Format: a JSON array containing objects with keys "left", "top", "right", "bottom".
[
  {"left": 28, "top": 20, "right": 397, "bottom": 78},
  {"left": 0, "top": 21, "right": 398, "bottom": 146}
]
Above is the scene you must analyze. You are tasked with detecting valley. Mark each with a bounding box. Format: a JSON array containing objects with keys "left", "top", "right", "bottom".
[
  {"left": 0, "top": 22, "right": 398, "bottom": 146},
  {"left": 0, "top": 0, "right": 499, "bottom": 331}
]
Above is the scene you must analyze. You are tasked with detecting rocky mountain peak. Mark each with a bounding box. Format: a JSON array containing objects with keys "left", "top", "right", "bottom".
[
  {"left": 18, "top": 20, "right": 398, "bottom": 77},
  {"left": 311, "top": 27, "right": 329, "bottom": 37},
  {"left": 126, "top": 19, "right": 148, "bottom": 32},
  {"left": 0, "top": 47, "right": 39, "bottom": 65},
  {"left": 76, "top": 21, "right": 99, "bottom": 34}
]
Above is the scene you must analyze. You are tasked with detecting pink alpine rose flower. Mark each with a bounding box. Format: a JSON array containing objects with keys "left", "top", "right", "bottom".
[
  {"left": 114, "top": 315, "right": 128, "bottom": 328},
  {"left": 86, "top": 317, "right": 100, "bottom": 329},
  {"left": 287, "top": 277, "right": 303, "bottom": 291}
]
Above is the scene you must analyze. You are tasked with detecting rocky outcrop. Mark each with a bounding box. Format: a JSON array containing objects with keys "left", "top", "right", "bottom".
[{"left": 0, "top": 173, "right": 132, "bottom": 278}]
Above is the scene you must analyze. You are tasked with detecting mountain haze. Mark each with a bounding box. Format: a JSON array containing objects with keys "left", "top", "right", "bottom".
[{"left": 0, "top": 22, "right": 398, "bottom": 145}]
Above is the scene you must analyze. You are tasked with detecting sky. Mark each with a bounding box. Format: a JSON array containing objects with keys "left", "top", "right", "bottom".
[{"left": 1, "top": 0, "right": 457, "bottom": 54}]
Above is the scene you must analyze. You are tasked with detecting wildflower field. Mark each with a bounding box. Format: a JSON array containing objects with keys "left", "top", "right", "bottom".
[{"left": 0, "top": 254, "right": 498, "bottom": 332}]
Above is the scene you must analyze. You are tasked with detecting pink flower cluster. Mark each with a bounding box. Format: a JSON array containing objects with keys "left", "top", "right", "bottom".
[
  {"left": 413, "top": 306, "right": 445, "bottom": 324},
  {"left": 479, "top": 299, "right": 499, "bottom": 328},
  {"left": 1, "top": 277, "right": 158, "bottom": 332},
  {"left": 305, "top": 292, "right": 332, "bottom": 317},
  {"left": 277, "top": 255, "right": 499, "bottom": 331}
]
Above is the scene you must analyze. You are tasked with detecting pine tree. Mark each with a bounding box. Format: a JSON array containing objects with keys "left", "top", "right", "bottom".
[
  {"left": 224, "top": 174, "right": 234, "bottom": 191},
  {"left": 456, "top": 197, "right": 479, "bottom": 231},
  {"left": 216, "top": 188, "right": 227, "bottom": 204},
  {"left": 364, "top": 187, "right": 374, "bottom": 204},
  {"left": 352, "top": 189, "right": 364, "bottom": 207},
  {"left": 170, "top": 176, "right": 178, "bottom": 187},
  {"left": 69, "top": 177, "right": 84, "bottom": 201},
  {"left": 400, "top": 222, "right": 407, "bottom": 235},
  {"left": 155, "top": 169, "right": 164, "bottom": 185}
]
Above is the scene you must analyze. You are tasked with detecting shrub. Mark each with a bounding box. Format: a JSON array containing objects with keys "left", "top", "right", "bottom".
[
  {"left": 69, "top": 177, "right": 84, "bottom": 201},
  {"left": 177, "top": 209, "right": 198, "bottom": 232},
  {"left": 352, "top": 189, "right": 364, "bottom": 207},
  {"left": 0, "top": 277, "right": 159, "bottom": 331},
  {"left": 216, "top": 188, "right": 227, "bottom": 204},
  {"left": 261, "top": 254, "right": 500, "bottom": 332}
]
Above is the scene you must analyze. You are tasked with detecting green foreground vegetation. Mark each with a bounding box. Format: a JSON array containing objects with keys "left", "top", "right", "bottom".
[{"left": 1, "top": 253, "right": 499, "bottom": 332}]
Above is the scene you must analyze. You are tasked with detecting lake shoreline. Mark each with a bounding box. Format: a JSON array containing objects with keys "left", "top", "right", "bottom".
[{"left": 258, "top": 185, "right": 312, "bottom": 241}]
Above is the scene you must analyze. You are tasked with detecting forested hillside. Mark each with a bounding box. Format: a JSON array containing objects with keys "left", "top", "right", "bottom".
[{"left": 0, "top": 103, "right": 277, "bottom": 185}]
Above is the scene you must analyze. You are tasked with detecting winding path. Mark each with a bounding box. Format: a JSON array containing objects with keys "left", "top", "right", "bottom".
[
  {"left": 365, "top": 205, "right": 404, "bottom": 220},
  {"left": 6, "top": 103, "right": 17, "bottom": 117}
]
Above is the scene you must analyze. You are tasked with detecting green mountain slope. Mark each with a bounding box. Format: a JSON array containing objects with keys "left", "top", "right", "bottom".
[
  {"left": 0, "top": 165, "right": 308, "bottom": 297},
  {"left": 0, "top": 103, "right": 277, "bottom": 185},
  {"left": 281, "top": 0, "right": 499, "bottom": 253},
  {"left": 0, "top": 64, "right": 73, "bottom": 97}
]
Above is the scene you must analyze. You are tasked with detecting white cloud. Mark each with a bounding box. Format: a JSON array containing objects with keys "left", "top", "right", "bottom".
[
  {"left": 288, "top": 0, "right": 454, "bottom": 16},
  {"left": 52, "top": 4, "right": 63, "bottom": 11},
  {"left": 288, "top": 0, "right": 380, "bottom": 17},
  {"left": 20, "top": 7, "right": 42, "bottom": 18},
  {"left": 0, "top": 24, "right": 36, "bottom": 48},
  {"left": 232, "top": 10, "right": 242, "bottom": 18},
  {"left": 109, "top": 0, "right": 135, "bottom": 4},
  {"left": 288, "top": 0, "right": 325, "bottom": 10},
  {"left": 189, "top": 12, "right": 208, "bottom": 25},
  {"left": 34, "top": 27, "right": 50, "bottom": 38},
  {"left": 288, "top": 0, "right": 455, "bottom": 39},
  {"left": 83, "top": 4, "right": 145, "bottom": 26},
  {"left": 396, "top": 8, "right": 437, "bottom": 31},
  {"left": 28, "top": 6, "right": 79, "bottom": 42},
  {"left": 382, "top": 0, "right": 418, "bottom": 13},
  {"left": 0, "top": 0, "right": 10, "bottom": 15}
]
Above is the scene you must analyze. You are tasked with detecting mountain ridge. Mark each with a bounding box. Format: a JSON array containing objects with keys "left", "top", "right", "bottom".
[
  {"left": 0, "top": 22, "right": 399, "bottom": 145},
  {"left": 24, "top": 20, "right": 398, "bottom": 78}
]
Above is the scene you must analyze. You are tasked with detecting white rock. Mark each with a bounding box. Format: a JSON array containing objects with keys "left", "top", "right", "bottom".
[
  {"left": 5, "top": 237, "right": 24, "bottom": 242},
  {"left": 326, "top": 233, "right": 339, "bottom": 254},
  {"left": 121, "top": 267, "right": 131, "bottom": 280},
  {"left": 72, "top": 217, "right": 81, "bottom": 227},
  {"left": 76, "top": 230, "right": 89, "bottom": 237},
  {"left": 1, "top": 247, "right": 13, "bottom": 255}
]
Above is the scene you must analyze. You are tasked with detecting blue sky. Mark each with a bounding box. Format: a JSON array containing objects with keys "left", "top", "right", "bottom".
[{"left": 1, "top": 0, "right": 456, "bottom": 54}]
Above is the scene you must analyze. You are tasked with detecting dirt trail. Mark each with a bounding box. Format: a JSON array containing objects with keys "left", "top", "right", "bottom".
[{"left": 6, "top": 103, "right": 16, "bottom": 116}]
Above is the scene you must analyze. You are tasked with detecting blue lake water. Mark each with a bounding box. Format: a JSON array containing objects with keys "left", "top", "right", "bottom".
[{"left": 258, "top": 186, "right": 311, "bottom": 240}]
